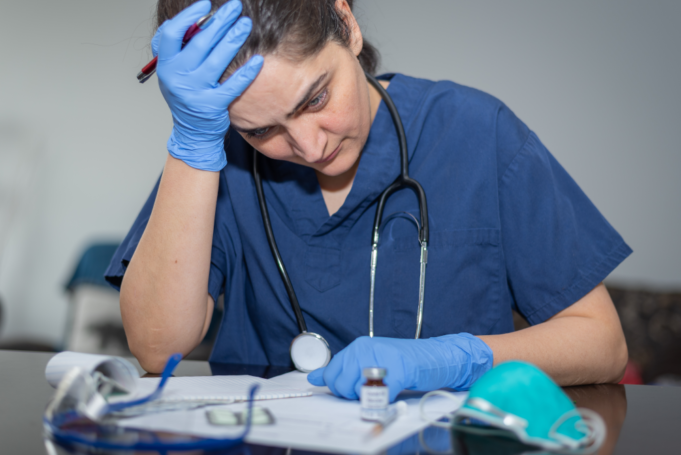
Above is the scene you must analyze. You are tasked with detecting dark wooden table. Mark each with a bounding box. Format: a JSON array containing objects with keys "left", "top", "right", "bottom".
[{"left": 1, "top": 349, "right": 679, "bottom": 454}]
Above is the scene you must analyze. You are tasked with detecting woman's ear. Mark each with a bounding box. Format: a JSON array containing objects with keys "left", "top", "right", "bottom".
[{"left": 336, "top": 0, "right": 363, "bottom": 57}]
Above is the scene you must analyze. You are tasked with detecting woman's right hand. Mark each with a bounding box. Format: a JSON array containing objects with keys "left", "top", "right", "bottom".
[{"left": 154, "top": 0, "right": 263, "bottom": 171}]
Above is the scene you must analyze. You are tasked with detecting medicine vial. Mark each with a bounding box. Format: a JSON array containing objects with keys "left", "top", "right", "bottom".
[{"left": 360, "top": 367, "right": 389, "bottom": 421}]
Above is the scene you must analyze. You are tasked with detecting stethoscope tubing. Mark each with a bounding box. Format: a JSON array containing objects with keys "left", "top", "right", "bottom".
[
  {"left": 251, "top": 73, "right": 430, "bottom": 364},
  {"left": 365, "top": 74, "right": 429, "bottom": 246},
  {"left": 253, "top": 151, "right": 308, "bottom": 334}
]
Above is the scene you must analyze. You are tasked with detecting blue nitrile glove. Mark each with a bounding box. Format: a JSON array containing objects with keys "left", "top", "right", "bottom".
[
  {"left": 154, "top": 0, "right": 263, "bottom": 171},
  {"left": 307, "top": 334, "right": 493, "bottom": 402},
  {"left": 150, "top": 20, "right": 167, "bottom": 58}
]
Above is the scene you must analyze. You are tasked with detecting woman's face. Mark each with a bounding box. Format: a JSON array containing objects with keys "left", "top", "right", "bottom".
[{"left": 228, "top": 39, "right": 375, "bottom": 177}]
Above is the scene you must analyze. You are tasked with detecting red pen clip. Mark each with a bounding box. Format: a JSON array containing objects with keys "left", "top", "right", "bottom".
[{"left": 137, "top": 12, "right": 215, "bottom": 83}]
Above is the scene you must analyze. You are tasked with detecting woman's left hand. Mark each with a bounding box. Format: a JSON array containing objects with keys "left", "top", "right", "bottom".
[{"left": 307, "top": 334, "right": 493, "bottom": 402}]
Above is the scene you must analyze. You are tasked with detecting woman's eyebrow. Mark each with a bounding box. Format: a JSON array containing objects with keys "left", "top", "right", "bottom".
[
  {"left": 287, "top": 72, "right": 328, "bottom": 118},
  {"left": 231, "top": 72, "right": 330, "bottom": 134},
  {"left": 230, "top": 123, "right": 251, "bottom": 134}
]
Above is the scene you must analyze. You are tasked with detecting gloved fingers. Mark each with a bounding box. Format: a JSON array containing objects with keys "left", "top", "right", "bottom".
[
  {"left": 157, "top": 0, "right": 212, "bottom": 61},
  {"left": 215, "top": 55, "right": 263, "bottom": 102},
  {"left": 353, "top": 378, "right": 364, "bottom": 401},
  {"left": 320, "top": 350, "right": 345, "bottom": 398},
  {"left": 331, "top": 351, "right": 364, "bottom": 400},
  {"left": 332, "top": 375, "right": 361, "bottom": 400},
  {"left": 198, "top": 17, "right": 252, "bottom": 83},
  {"left": 151, "top": 20, "right": 170, "bottom": 58},
  {"left": 384, "top": 377, "right": 407, "bottom": 403},
  {"left": 181, "top": 0, "right": 243, "bottom": 71},
  {"left": 306, "top": 368, "right": 326, "bottom": 386}
]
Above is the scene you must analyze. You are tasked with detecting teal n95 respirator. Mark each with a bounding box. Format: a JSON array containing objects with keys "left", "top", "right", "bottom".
[{"left": 419, "top": 361, "right": 605, "bottom": 454}]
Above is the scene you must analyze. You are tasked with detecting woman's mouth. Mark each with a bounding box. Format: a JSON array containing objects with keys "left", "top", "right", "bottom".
[{"left": 315, "top": 143, "right": 342, "bottom": 164}]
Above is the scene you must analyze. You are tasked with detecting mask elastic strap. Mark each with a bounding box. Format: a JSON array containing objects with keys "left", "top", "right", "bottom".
[
  {"left": 419, "top": 390, "right": 464, "bottom": 428},
  {"left": 548, "top": 407, "right": 607, "bottom": 454}
]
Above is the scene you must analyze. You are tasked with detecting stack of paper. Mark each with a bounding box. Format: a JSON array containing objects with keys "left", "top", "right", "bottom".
[
  {"left": 131, "top": 375, "right": 313, "bottom": 402},
  {"left": 46, "top": 352, "right": 313, "bottom": 405}
]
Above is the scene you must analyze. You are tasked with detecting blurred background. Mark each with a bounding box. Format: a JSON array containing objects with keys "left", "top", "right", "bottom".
[{"left": 0, "top": 1, "right": 679, "bottom": 383}]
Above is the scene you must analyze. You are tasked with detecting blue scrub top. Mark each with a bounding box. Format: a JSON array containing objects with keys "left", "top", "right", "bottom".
[{"left": 106, "top": 73, "right": 632, "bottom": 367}]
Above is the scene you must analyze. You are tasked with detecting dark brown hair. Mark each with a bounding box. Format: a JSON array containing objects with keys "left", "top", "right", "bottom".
[{"left": 155, "top": 0, "right": 379, "bottom": 78}]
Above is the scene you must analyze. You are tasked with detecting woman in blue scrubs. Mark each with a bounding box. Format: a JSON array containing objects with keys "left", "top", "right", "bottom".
[{"left": 106, "top": 0, "right": 631, "bottom": 399}]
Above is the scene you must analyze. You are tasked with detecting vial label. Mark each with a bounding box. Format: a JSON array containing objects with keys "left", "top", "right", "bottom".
[{"left": 360, "top": 385, "right": 389, "bottom": 421}]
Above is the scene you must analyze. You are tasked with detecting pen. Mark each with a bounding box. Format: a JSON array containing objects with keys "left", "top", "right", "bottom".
[{"left": 137, "top": 12, "right": 215, "bottom": 83}]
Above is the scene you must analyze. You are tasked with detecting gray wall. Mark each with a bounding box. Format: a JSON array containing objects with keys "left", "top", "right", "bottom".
[
  {"left": 0, "top": 0, "right": 679, "bottom": 345},
  {"left": 358, "top": 0, "right": 681, "bottom": 287}
]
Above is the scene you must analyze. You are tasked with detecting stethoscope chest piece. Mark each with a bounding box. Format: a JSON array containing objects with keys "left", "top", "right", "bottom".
[{"left": 290, "top": 332, "right": 331, "bottom": 373}]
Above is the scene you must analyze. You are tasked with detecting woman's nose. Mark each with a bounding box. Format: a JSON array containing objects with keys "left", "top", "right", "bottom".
[{"left": 289, "top": 124, "right": 327, "bottom": 163}]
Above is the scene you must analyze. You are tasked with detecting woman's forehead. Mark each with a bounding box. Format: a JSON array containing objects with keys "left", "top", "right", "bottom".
[{"left": 228, "top": 43, "right": 345, "bottom": 128}]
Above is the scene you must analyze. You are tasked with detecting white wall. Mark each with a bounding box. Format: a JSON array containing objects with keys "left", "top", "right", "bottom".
[
  {"left": 0, "top": 0, "right": 679, "bottom": 345},
  {"left": 0, "top": 0, "right": 168, "bottom": 343}
]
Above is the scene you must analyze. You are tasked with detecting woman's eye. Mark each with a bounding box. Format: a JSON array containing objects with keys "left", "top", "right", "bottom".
[
  {"left": 247, "top": 127, "right": 271, "bottom": 139},
  {"left": 308, "top": 89, "right": 328, "bottom": 109}
]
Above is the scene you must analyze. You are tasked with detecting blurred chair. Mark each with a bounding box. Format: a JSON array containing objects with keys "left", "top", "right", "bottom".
[
  {"left": 609, "top": 285, "right": 681, "bottom": 385},
  {"left": 513, "top": 285, "right": 681, "bottom": 386}
]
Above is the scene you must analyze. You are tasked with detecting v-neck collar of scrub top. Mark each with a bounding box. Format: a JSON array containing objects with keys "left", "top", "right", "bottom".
[{"left": 259, "top": 73, "right": 420, "bottom": 248}]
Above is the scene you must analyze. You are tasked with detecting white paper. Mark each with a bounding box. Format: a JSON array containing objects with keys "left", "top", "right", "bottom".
[
  {"left": 119, "top": 371, "right": 466, "bottom": 455},
  {"left": 45, "top": 351, "right": 138, "bottom": 390}
]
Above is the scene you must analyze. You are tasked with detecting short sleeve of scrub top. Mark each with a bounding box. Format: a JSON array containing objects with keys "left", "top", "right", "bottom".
[{"left": 105, "top": 73, "right": 632, "bottom": 367}]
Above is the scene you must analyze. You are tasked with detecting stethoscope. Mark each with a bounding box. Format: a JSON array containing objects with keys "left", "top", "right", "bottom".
[{"left": 252, "top": 73, "right": 429, "bottom": 373}]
